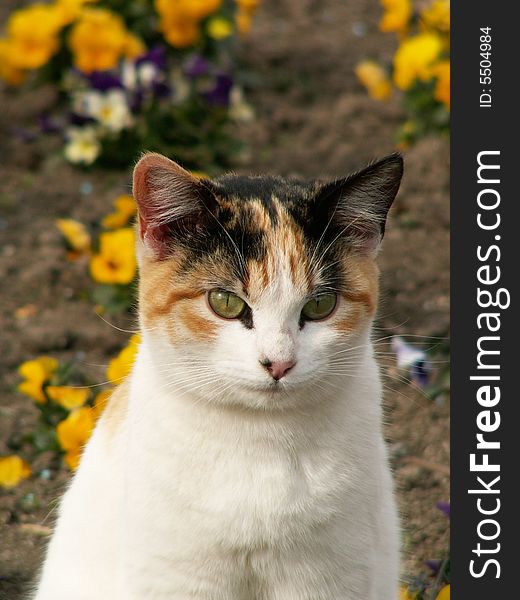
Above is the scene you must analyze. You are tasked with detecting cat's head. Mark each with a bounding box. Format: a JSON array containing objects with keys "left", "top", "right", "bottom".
[{"left": 133, "top": 152, "right": 403, "bottom": 409}]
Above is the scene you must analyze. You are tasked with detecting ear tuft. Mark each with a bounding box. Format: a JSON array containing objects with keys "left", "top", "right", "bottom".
[{"left": 132, "top": 152, "right": 215, "bottom": 258}]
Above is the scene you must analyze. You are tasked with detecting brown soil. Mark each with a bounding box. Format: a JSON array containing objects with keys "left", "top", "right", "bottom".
[{"left": 0, "top": 1, "right": 449, "bottom": 598}]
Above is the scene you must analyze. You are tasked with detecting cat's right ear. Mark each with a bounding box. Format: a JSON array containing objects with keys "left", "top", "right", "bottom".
[{"left": 132, "top": 152, "right": 216, "bottom": 259}]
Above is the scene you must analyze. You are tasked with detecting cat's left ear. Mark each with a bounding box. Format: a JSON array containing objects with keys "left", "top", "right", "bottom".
[
  {"left": 314, "top": 153, "right": 403, "bottom": 253},
  {"left": 133, "top": 152, "right": 217, "bottom": 258}
]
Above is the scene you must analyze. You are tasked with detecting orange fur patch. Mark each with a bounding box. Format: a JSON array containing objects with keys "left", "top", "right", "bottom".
[{"left": 333, "top": 256, "right": 379, "bottom": 333}]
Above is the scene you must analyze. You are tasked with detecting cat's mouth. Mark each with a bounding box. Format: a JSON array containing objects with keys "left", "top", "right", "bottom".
[{"left": 238, "top": 378, "right": 299, "bottom": 396}]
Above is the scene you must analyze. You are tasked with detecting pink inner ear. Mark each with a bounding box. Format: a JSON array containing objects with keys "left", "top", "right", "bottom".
[{"left": 132, "top": 153, "right": 198, "bottom": 257}]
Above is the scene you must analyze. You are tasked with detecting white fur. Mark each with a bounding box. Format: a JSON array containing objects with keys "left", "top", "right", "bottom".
[{"left": 34, "top": 265, "right": 399, "bottom": 600}]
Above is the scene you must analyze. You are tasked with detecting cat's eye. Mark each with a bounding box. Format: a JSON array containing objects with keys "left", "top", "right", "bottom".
[
  {"left": 208, "top": 290, "right": 246, "bottom": 319},
  {"left": 301, "top": 293, "right": 337, "bottom": 321}
]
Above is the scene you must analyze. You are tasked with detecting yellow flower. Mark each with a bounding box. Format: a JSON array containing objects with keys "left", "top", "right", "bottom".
[
  {"left": 123, "top": 32, "right": 146, "bottom": 59},
  {"left": 355, "top": 60, "right": 392, "bottom": 100},
  {"left": 399, "top": 588, "right": 417, "bottom": 600},
  {"left": 236, "top": 0, "right": 260, "bottom": 11},
  {"left": 18, "top": 356, "right": 59, "bottom": 403},
  {"left": 6, "top": 3, "right": 63, "bottom": 70},
  {"left": 56, "top": 406, "right": 95, "bottom": 470},
  {"left": 0, "top": 456, "right": 31, "bottom": 489},
  {"left": 56, "top": 218, "right": 92, "bottom": 254},
  {"left": 235, "top": 9, "right": 253, "bottom": 35},
  {"left": 436, "top": 585, "right": 450, "bottom": 600},
  {"left": 0, "top": 39, "right": 27, "bottom": 85},
  {"left": 379, "top": 0, "right": 412, "bottom": 35},
  {"left": 107, "top": 334, "right": 140, "bottom": 384},
  {"left": 92, "top": 389, "right": 112, "bottom": 419},
  {"left": 160, "top": 16, "right": 200, "bottom": 48},
  {"left": 102, "top": 195, "right": 137, "bottom": 229},
  {"left": 155, "top": 0, "right": 222, "bottom": 46},
  {"left": 207, "top": 17, "right": 234, "bottom": 40},
  {"left": 421, "top": 0, "right": 450, "bottom": 34},
  {"left": 393, "top": 32, "right": 443, "bottom": 90},
  {"left": 55, "top": 0, "right": 99, "bottom": 26},
  {"left": 90, "top": 228, "right": 137, "bottom": 284},
  {"left": 69, "top": 8, "right": 130, "bottom": 73},
  {"left": 433, "top": 60, "right": 450, "bottom": 108},
  {"left": 47, "top": 386, "right": 90, "bottom": 410},
  {"left": 155, "top": 0, "right": 222, "bottom": 21}
]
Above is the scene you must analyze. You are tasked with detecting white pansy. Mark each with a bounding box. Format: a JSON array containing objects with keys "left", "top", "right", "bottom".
[
  {"left": 229, "top": 86, "right": 254, "bottom": 123},
  {"left": 138, "top": 63, "right": 158, "bottom": 88},
  {"left": 122, "top": 60, "right": 137, "bottom": 90},
  {"left": 64, "top": 127, "right": 101, "bottom": 165},
  {"left": 171, "top": 69, "right": 190, "bottom": 105},
  {"left": 391, "top": 336, "right": 427, "bottom": 369},
  {"left": 76, "top": 90, "right": 133, "bottom": 132}
]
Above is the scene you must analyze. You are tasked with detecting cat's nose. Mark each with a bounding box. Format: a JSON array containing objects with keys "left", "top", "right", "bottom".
[{"left": 260, "top": 359, "right": 296, "bottom": 381}]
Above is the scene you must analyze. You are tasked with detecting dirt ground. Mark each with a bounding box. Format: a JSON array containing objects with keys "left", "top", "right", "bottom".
[{"left": 0, "top": 1, "right": 449, "bottom": 598}]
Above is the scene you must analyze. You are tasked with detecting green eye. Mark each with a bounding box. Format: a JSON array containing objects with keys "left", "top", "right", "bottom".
[
  {"left": 208, "top": 290, "right": 246, "bottom": 319},
  {"left": 301, "top": 293, "right": 337, "bottom": 321}
]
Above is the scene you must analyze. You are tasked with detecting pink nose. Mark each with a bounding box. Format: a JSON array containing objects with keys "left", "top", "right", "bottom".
[{"left": 261, "top": 359, "right": 296, "bottom": 381}]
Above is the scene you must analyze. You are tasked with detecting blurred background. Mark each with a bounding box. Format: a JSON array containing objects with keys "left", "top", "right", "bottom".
[{"left": 0, "top": 1, "right": 449, "bottom": 599}]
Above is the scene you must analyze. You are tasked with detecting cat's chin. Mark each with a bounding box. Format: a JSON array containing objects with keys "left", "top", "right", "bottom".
[{"left": 209, "top": 377, "right": 319, "bottom": 411}]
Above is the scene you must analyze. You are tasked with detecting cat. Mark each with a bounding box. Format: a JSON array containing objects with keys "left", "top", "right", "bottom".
[{"left": 34, "top": 151, "right": 403, "bottom": 600}]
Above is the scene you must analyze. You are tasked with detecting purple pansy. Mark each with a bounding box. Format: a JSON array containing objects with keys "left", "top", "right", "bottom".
[
  {"left": 39, "top": 113, "right": 61, "bottom": 134},
  {"left": 204, "top": 73, "right": 233, "bottom": 106},
  {"left": 436, "top": 501, "right": 450, "bottom": 519},
  {"left": 136, "top": 46, "right": 167, "bottom": 70},
  {"left": 89, "top": 71, "right": 123, "bottom": 92},
  {"left": 184, "top": 54, "right": 210, "bottom": 79},
  {"left": 391, "top": 336, "right": 432, "bottom": 387}
]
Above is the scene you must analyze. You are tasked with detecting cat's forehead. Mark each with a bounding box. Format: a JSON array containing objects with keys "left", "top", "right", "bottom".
[
  {"left": 212, "top": 174, "right": 318, "bottom": 207},
  {"left": 206, "top": 176, "right": 318, "bottom": 301}
]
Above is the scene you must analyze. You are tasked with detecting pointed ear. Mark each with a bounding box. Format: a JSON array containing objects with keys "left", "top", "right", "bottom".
[
  {"left": 314, "top": 153, "right": 403, "bottom": 253},
  {"left": 132, "top": 152, "right": 216, "bottom": 258}
]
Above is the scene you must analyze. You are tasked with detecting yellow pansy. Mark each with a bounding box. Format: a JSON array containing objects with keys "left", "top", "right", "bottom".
[
  {"left": 355, "top": 60, "right": 392, "bottom": 100},
  {"left": 393, "top": 32, "right": 443, "bottom": 90},
  {"left": 236, "top": 0, "right": 260, "bottom": 11},
  {"left": 123, "top": 32, "right": 146, "bottom": 59},
  {"left": 92, "top": 389, "right": 112, "bottom": 419},
  {"left": 102, "top": 195, "right": 137, "bottom": 229},
  {"left": 235, "top": 0, "right": 260, "bottom": 36},
  {"left": 161, "top": 16, "right": 200, "bottom": 48},
  {"left": 0, "top": 39, "right": 26, "bottom": 86},
  {"left": 6, "top": 3, "right": 63, "bottom": 70},
  {"left": 18, "top": 356, "right": 59, "bottom": 403},
  {"left": 47, "top": 386, "right": 90, "bottom": 410},
  {"left": 436, "top": 585, "right": 450, "bottom": 600},
  {"left": 155, "top": 0, "right": 222, "bottom": 21},
  {"left": 421, "top": 0, "right": 450, "bottom": 34},
  {"left": 56, "top": 406, "right": 95, "bottom": 470},
  {"left": 207, "top": 17, "right": 234, "bottom": 40},
  {"left": 155, "top": 0, "right": 222, "bottom": 47},
  {"left": 89, "top": 228, "right": 137, "bottom": 285},
  {"left": 107, "top": 334, "right": 140, "bottom": 384},
  {"left": 0, "top": 455, "right": 31, "bottom": 489},
  {"left": 68, "top": 9, "right": 131, "bottom": 73},
  {"left": 235, "top": 9, "right": 252, "bottom": 35},
  {"left": 379, "top": 0, "right": 412, "bottom": 35},
  {"left": 55, "top": 0, "right": 99, "bottom": 26},
  {"left": 433, "top": 60, "right": 450, "bottom": 108},
  {"left": 56, "top": 219, "right": 92, "bottom": 254}
]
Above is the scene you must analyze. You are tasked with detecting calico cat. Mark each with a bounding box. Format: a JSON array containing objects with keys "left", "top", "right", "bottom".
[{"left": 34, "top": 151, "right": 403, "bottom": 600}]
